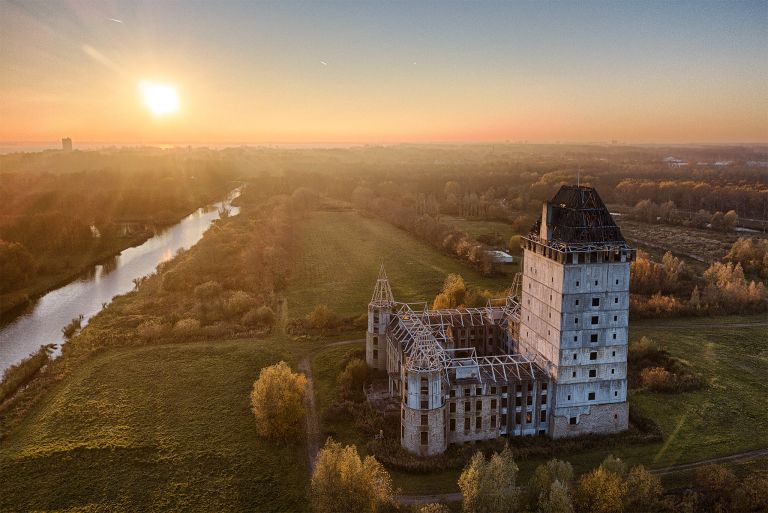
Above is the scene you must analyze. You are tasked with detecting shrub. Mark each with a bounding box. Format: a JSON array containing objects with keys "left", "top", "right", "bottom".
[
  {"left": 250, "top": 361, "right": 307, "bottom": 442},
  {"left": 337, "top": 358, "right": 370, "bottom": 400},
  {"left": 172, "top": 318, "right": 200, "bottom": 336},
  {"left": 306, "top": 304, "right": 339, "bottom": 330},
  {"left": 136, "top": 319, "right": 166, "bottom": 340},
  {"left": 224, "top": 290, "right": 256, "bottom": 318},
  {"left": 62, "top": 314, "right": 84, "bottom": 339},
  {"left": 0, "top": 345, "right": 52, "bottom": 403}
]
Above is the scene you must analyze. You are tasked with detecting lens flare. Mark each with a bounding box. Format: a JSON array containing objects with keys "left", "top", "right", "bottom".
[{"left": 139, "top": 81, "right": 179, "bottom": 116}]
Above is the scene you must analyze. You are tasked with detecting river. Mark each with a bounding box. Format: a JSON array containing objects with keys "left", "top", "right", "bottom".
[{"left": 0, "top": 192, "right": 240, "bottom": 374}]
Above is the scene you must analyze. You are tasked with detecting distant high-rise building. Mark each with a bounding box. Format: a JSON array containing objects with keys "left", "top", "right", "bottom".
[{"left": 62, "top": 137, "right": 72, "bottom": 151}]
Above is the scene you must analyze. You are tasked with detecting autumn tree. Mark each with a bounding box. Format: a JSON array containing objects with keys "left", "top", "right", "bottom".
[
  {"left": 526, "top": 458, "right": 574, "bottom": 511},
  {"left": 624, "top": 465, "right": 662, "bottom": 512},
  {"left": 306, "top": 304, "right": 339, "bottom": 330},
  {"left": 250, "top": 361, "right": 307, "bottom": 442},
  {"left": 459, "top": 447, "right": 520, "bottom": 513},
  {"left": 0, "top": 240, "right": 37, "bottom": 292},
  {"left": 538, "top": 480, "right": 574, "bottom": 513},
  {"left": 573, "top": 466, "right": 627, "bottom": 513},
  {"left": 433, "top": 274, "right": 467, "bottom": 309},
  {"left": 310, "top": 438, "right": 393, "bottom": 513}
]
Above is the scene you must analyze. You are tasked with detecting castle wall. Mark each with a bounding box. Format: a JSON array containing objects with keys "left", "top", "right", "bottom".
[{"left": 550, "top": 401, "right": 629, "bottom": 438}]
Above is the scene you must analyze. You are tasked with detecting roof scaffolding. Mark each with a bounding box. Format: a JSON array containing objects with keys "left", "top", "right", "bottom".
[
  {"left": 371, "top": 263, "right": 395, "bottom": 306},
  {"left": 527, "top": 185, "right": 632, "bottom": 251},
  {"left": 383, "top": 273, "right": 542, "bottom": 385}
]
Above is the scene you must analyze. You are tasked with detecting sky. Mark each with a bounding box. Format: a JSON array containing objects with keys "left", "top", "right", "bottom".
[{"left": 1, "top": 0, "right": 767, "bottom": 145}]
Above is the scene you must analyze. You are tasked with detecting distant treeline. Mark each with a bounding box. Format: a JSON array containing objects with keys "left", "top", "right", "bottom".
[{"left": 0, "top": 150, "right": 235, "bottom": 302}]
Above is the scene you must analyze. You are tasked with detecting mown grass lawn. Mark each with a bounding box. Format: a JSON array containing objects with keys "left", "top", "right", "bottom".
[
  {"left": 0, "top": 337, "right": 318, "bottom": 513},
  {"left": 286, "top": 209, "right": 506, "bottom": 319}
]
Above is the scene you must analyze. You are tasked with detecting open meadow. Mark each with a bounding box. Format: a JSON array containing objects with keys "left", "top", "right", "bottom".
[
  {"left": 2, "top": 205, "right": 766, "bottom": 509},
  {"left": 285, "top": 208, "right": 507, "bottom": 319},
  {"left": 0, "top": 337, "right": 316, "bottom": 512}
]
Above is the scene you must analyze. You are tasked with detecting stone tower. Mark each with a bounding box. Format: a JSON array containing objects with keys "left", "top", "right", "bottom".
[
  {"left": 366, "top": 264, "right": 394, "bottom": 371},
  {"left": 400, "top": 331, "right": 447, "bottom": 456},
  {"left": 518, "top": 186, "right": 635, "bottom": 438}
]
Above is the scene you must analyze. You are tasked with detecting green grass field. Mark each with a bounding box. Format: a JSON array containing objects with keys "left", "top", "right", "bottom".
[
  {"left": 0, "top": 338, "right": 316, "bottom": 512},
  {"left": 441, "top": 215, "right": 517, "bottom": 246},
  {"left": 286, "top": 209, "right": 505, "bottom": 319},
  {"left": 2, "top": 206, "right": 765, "bottom": 508}
]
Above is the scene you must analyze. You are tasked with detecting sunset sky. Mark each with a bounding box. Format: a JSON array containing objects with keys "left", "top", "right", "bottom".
[{"left": 1, "top": 0, "right": 767, "bottom": 145}]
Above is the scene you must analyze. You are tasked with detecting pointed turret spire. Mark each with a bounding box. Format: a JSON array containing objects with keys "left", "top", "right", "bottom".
[{"left": 371, "top": 263, "right": 394, "bottom": 306}]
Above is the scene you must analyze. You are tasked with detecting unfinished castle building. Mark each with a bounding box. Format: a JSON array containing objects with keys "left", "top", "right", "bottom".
[{"left": 365, "top": 185, "right": 636, "bottom": 456}]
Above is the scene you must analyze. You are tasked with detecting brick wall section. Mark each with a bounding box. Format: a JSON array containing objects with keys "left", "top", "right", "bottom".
[{"left": 551, "top": 401, "right": 628, "bottom": 438}]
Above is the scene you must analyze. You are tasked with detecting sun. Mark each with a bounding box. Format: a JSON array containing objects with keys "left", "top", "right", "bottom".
[{"left": 139, "top": 81, "right": 179, "bottom": 116}]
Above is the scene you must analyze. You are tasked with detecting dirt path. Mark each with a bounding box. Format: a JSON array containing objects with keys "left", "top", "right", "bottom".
[
  {"left": 298, "top": 356, "right": 320, "bottom": 469},
  {"left": 299, "top": 338, "right": 365, "bottom": 469},
  {"left": 652, "top": 447, "right": 768, "bottom": 476}
]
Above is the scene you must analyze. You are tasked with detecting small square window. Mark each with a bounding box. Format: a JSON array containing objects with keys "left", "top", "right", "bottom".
[
  {"left": 421, "top": 432, "right": 428, "bottom": 445},
  {"left": 591, "top": 333, "right": 598, "bottom": 343},
  {"left": 491, "top": 415, "right": 496, "bottom": 428},
  {"left": 465, "top": 402, "right": 471, "bottom": 412},
  {"left": 490, "top": 386, "right": 496, "bottom": 394},
  {"left": 526, "top": 411, "right": 532, "bottom": 423},
  {"left": 592, "top": 298, "right": 600, "bottom": 307},
  {"left": 464, "top": 388, "right": 470, "bottom": 397},
  {"left": 614, "top": 315, "right": 618, "bottom": 322},
  {"left": 567, "top": 395, "right": 571, "bottom": 400},
  {"left": 569, "top": 416, "right": 577, "bottom": 425},
  {"left": 611, "top": 368, "right": 615, "bottom": 374},
  {"left": 614, "top": 297, "right": 619, "bottom": 304},
  {"left": 541, "top": 410, "right": 547, "bottom": 422},
  {"left": 575, "top": 299, "right": 580, "bottom": 306},
  {"left": 591, "top": 316, "right": 599, "bottom": 325},
  {"left": 476, "top": 400, "right": 482, "bottom": 411},
  {"left": 576, "top": 281, "right": 580, "bottom": 287},
  {"left": 615, "top": 279, "right": 619, "bottom": 285},
  {"left": 526, "top": 396, "right": 533, "bottom": 406},
  {"left": 450, "top": 402, "right": 456, "bottom": 413},
  {"left": 589, "top": 369, "right": 597, "bottom": 377},
  {"left": 476, "top": 388, "right": 482, "bottom": 396},
  {"left": 588, "top": 392, "right": 596, "bottom": 400},
  {"left": 574, "top": 317, "right": 579, "bottom": 324},
  {"left": 491, "top": 399, "right": 497, "bottom": 409},
  {"left": 612, "top": 351, "right": 616, "bottom": 357},
  {"left": 420, "top": 400, "right": 428, "bottom": 408},
  {"left": 615, "top": 391, "right": 618, "bottom": 397},
  {"left": 502, "top": 386, "right": 508, "bottom": 394},
  {"left": 515, "top": 412, "right": 521, "bottom": 423},
  {"left": 572, "top": 371, "right": 576, "bottom": 378},
  {"left": 421, "top": 415, "right": 428, "bottom": 426},
  {"left": 515, "top": 396, "right": 522, "bottom": 406},
  {"left": 573, "top": 353, "right": 578, "bottom": 360},
  {"left": 373, "top": 349, "right": 378, "bottom": 359},
  {"left": 450, "top": 418, "right": 456, "bottom": 431},
  {"left": 450, "top": 389, "right": 456, "bottom": 397},
  {"left": 465, "top": 418, "right": 470, "bottom": 431},
  {"left": 476, "top": 417, "right": 482, "bottom": 429},
  {"left": 612, "top": 333, "right": 617, "bottom": 340},
  {"left": 541, "top": 395, "right": 547, "bottom": 405},
  {"left": 573, "top": 335, "right": 578, "bottom": 342},
  {"left": 542, "top": 383, "right": 547, "bottom": 390},
  {"left": 590, "top": 352, "right": 597, "bottom": 360}
]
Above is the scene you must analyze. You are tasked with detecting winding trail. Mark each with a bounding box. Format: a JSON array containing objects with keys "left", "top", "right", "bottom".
[{"left": 300, "top": 338, "right": 365, "bottom": 469}]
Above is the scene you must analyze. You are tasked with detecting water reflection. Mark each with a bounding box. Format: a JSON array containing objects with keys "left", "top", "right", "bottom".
[{"left": 0, "top": 192, "right": 240, "bottom": 373}]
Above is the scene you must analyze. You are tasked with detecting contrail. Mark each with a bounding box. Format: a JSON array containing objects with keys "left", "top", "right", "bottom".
[{"left": 107, "top": 17, "right": 124, "bottom": 24}]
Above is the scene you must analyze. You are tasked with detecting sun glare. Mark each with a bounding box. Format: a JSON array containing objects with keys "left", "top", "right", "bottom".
[{"left": 139, "top": 81, "right": 179, "bottom": 116}]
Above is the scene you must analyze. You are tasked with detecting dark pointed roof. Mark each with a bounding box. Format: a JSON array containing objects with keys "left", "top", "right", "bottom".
[{"left": 531, "top": 186, "right": 627, "bottom": 245}]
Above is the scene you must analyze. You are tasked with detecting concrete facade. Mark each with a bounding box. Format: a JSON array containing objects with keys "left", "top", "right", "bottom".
[{"left": 367, "top": 186, "right": 635, "bottom": 454}]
